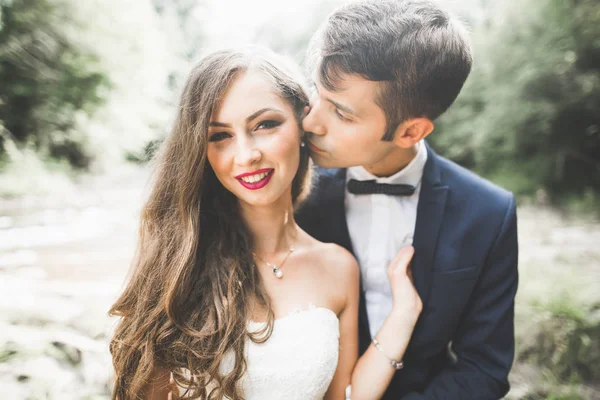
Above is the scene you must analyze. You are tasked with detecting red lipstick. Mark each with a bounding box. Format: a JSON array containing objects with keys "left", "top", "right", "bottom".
[{"left": 235, "top": 168, "right": 274, "bottom": 190}]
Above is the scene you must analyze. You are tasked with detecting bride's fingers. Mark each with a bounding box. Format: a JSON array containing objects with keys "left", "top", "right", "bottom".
[
  {"left": 388, "top": 246, "right": 415, "bottom": 276},
  {"left": 407, "top": 265, "right": 419, "bottom": 289},
  {"left": 407, "top": 264, "right": 414, "bottom": 280}
]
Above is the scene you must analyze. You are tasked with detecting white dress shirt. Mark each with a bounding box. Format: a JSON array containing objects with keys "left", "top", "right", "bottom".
[{"left": 345, "top": 141, "right": 428, "bottom": 338}]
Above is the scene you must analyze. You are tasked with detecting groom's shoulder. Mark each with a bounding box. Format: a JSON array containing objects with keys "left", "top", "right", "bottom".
[
  {"left": 296, "top": 167, "right": 345, "bottom": 219},
  {"left": 305, "top": 167, "right": 344, "bottom": 199},
  {"left": 436, "top": 154, "right": 514, "bottom": 211},
  {"left": 313, "top": 166, "right": 343, "bottom": 181}
]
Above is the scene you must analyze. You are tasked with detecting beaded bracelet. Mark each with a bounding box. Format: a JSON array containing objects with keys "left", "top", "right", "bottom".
[{"left": 372, "top": 338, "right": 404, "bottom": 370}]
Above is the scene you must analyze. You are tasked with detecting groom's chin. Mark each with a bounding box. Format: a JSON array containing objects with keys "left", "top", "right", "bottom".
[
  {"left": 309, "top": 152, "right": 332, "bottom": 168},
  {"left": 309, "top": 153, "right": 346, "bottom": 169}
]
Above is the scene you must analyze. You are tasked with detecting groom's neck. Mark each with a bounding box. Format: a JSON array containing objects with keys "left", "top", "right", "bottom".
[{"left": 363, "top": 145, "right": 418, "bottom": 178}]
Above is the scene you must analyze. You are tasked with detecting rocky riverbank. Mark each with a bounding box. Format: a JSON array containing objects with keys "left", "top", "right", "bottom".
[{"left": 1, "top": 167, "right": 598, "bottom": 399}]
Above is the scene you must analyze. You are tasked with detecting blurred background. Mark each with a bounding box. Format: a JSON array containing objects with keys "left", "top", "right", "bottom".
[{"left": 0, "top": 0, "right": 598, "bottom": 398}]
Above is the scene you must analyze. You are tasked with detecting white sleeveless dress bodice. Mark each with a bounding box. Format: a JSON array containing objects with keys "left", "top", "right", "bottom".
[{"left": 219, "top": 305, "right": 340, "bottom": 399}]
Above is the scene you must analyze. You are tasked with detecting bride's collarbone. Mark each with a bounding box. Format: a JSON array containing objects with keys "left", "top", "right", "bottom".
[
  {"left": 256, "top": 282, "right": 338, "bottom": 322},
  {"left": 253, "top": 252, "right": 344, "bottom": 319}
]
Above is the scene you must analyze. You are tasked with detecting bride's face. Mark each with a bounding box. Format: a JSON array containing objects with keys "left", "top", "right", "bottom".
[{"left": 207, "top": 70, "right": 302, "bottom": 208}]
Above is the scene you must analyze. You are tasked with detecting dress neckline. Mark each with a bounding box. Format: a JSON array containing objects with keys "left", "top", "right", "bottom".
[{"left": 247, "top": 306, "right": 338, "bottom": 326}]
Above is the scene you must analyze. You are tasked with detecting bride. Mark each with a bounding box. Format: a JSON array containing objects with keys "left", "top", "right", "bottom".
[{"left": 109, "top": 47, "right": 422, "bottom": 400}]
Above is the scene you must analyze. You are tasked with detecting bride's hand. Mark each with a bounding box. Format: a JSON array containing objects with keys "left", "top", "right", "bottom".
[{"left": 387, "top": 246, "right": 423, "bottom": 324}]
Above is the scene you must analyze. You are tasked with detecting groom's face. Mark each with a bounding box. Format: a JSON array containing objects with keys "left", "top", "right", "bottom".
[{"left": 302, "top": 73, "right": 398, "bottom": 169}]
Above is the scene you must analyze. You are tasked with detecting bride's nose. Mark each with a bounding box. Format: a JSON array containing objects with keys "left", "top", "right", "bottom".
[{"left": 234, "top": 138, "right": 262, "bottom": 166}]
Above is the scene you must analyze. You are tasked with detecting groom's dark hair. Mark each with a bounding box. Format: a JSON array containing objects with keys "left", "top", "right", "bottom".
[{"left": 308, "top": 0, "right": 473, "bottom": 140}]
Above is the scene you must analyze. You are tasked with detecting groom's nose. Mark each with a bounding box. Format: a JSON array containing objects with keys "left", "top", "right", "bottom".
[{"left": 302, "top": 95, "right": 326, "bottom": 136}]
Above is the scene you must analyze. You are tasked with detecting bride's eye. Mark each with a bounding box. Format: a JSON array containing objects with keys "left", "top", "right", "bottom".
[
  {"left": 209, "top": 132, "right": 231, "bottom": 142},
  {"left": 256, "top": 120, "right": 282, "bottom": 130}
]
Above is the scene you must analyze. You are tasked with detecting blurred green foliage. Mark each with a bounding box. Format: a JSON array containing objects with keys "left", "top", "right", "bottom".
[
  {"left": 519, "top": 299, "right": 600, "bottom": 385},
  {"left": 0, "top": 0, "right": 110, "bottom": 168},
  {"left": 125, "top": 139, "right": 163, "bottom": 164},
  {"left": 514, "top": 300, "right": 600, "bottom": 400},
  {"left": 432, "top": 0, "right": 600, "bottom": 202},
  {"left": 0, "top": 0, "right": 598, "bottom": 205},
  {"left": 523, "top": 393, "right": 586, "bottom": 400}
]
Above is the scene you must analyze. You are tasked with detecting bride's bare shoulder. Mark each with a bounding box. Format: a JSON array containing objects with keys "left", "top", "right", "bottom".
[
  {"left": 299, "top": 229, "right": 359, "bottom": 280},
  {"left": 319, "top": 242, "right": 358, "bottom": 272},
  {"left": 296, "top": 228, "right": 359, "bottom": 313}
]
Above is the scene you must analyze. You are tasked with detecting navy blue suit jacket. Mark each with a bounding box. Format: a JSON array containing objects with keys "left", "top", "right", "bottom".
[{"left": 295, "top": 143, "right": 518, "bottom": 399}]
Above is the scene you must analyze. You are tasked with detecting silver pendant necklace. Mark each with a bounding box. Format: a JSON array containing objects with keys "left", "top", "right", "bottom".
[{"left": 253, "top": 243, "right": 295, "bottom": 279}]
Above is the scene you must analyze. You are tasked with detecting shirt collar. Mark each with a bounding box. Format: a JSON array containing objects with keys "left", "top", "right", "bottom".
[{"left": 347, "top": 140, "right": 428, "bottom": 187}]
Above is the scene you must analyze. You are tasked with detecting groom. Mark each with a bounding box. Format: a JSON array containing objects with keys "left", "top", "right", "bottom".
[{"left": 296, "top": 0, "right": 518, "bottom": 399}]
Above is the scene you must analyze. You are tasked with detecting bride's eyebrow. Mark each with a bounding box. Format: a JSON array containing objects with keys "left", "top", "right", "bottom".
[
  {"left": 209, "top": 121, "right": 231, "bottom": 128},
  {"left": 209, "top": 108, "right": 285, "bottom": 128},
  {"left": 245, "top": 108, "right": 284, "bottom": 123}
]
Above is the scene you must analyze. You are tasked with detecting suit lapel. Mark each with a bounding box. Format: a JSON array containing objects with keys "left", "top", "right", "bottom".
[
  {"left": 318, "top": 154, "right": 449, "bottom": 349},
  {"left": 320, "top": 168, "right": 354, "bottom": 254},
  {"left": 412, "top": 144, "right": 448, "bottom": 309},
  {"left": 320, "top": 168, "right": 372, "bottom": 350}
]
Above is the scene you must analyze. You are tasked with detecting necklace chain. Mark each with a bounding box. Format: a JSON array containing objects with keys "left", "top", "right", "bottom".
[{"left": 253, "top": 240, "right": 295, "bottom": 279}]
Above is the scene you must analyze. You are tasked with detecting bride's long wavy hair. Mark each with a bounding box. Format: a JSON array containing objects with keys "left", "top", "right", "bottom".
[{"left": 109, "top": 48, "right": 311, "bottom": 400}]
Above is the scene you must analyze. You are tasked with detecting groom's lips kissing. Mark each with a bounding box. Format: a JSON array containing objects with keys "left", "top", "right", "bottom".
[
  {"left": 235, "top": 168, "right": 274, "bottom": 190},
  {"left": 307, "top": 140, "right": 326, "bottom": 153}
]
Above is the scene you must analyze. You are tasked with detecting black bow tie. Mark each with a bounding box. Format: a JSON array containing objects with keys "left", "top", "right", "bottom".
[{"left": 347, "top": 179, "right": 416, "bottom": 196}]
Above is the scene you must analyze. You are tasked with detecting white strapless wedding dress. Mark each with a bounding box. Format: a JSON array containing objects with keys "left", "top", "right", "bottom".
[{"left": 218, "top": 305, "right": 340, "bottom": 399}]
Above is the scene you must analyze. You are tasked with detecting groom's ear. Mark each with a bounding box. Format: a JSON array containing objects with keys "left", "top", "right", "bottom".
[{"left": 391, "top": 117, "right": 434, "bottom": 148}]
